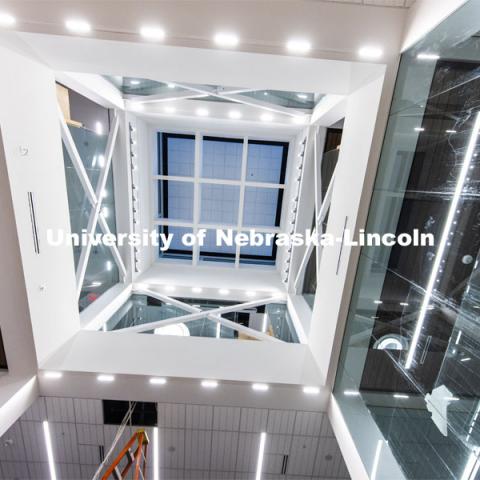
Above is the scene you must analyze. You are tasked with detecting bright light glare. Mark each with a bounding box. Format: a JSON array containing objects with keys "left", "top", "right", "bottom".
[
  {"left": 216, "top": 322, "right": 221, "bottom": 339},
  {"left": 303, "top": 386, "right": 320, "bottom": 395},
  {"left": 262, "top": 314, "right": 268, "bottom": 333},
  {"left": 246, "top": 291, "right": 257, "bottom": 297},
  {"left": 286, "top": 38, "right": 311, "bottom": 54},
  {"left": 149, "top": 377, "right": 167, "bottom": 385},
  {"left": 196, "top": 108, "right": 209, "bottom": 117},
  {"left": 165, "top": 285, "right": 176, "bottom": 292},
  {"left": 255, "top": 432, "right": 267, "bottom": 480},
  {"left": 97, "top": 374, "right": 115, "bottom": 382},
  {"left": 343, "top": 389, "right": 360, "bottom": 396},
  {"left": 358, "top": 45, "right": 383, "bottom": 59},
  {"left": 260, "top": 113, "right": 273, "bottom": 122},
  {"left": 371, "top": 440, "right": 383, "bottom": 480},
  {"left": 44, "top": 371, "right": 63, "bottom": 379},
  {"left": 219, "top": 288, "right": 230, "bottom": 295},
  {"left": 0, "top": 12, "right": 16, "bottom": 27},
  {"left": 153, "top": 427, "right": 159, "bottom": 480},
  {"left": 406, "top": 112, "right": 480, "bottom": 369},
  {"left": 65, "top": 18, "right": 91, "bottom": 34},
  {"left": 252, "top": 383, "right": 269, "bottom": 392},
  {"left": 228, "top": 110, "right": 242, "bottom": 120},
  {"left": 140, "top": 25, "right": 166, "bottom": 41},
  {"left": 393, "top": 394, "right": 409, "bottom": 399},
  {"left": 214, "top": 32, "right": 239, "bottom": 48},
  {"left": 414, "top": 127, "right": 425, "bottom": 132},
  {"left": 164, "top": 106, "right": 176, "bottom": 114},
  {"left": 43, "top": 421, "right": 57, "bottom": 480},
  {"left": 95, "top": 121, "right": 104, "bottom": 135},
  {"left": 192, "top": 287, "right": 203, "bottom": 293},
  {"left": 417, "top": 53, "right": 440, "bottom": 60},
  {"left": 130, "top": 80, "right": 140, "bottom": 85},
  {"left": 201, "top": 380, "right": 218, "bottom": 388}
]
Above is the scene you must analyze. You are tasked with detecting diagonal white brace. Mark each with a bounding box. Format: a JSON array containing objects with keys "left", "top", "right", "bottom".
[{"left": 123, "top": 287, "right": 284, "bottom": 342}]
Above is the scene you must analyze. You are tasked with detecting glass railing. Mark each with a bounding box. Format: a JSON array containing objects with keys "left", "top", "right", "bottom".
[{"left": 101, "top": 294, "right": 298, "bottom": 343}]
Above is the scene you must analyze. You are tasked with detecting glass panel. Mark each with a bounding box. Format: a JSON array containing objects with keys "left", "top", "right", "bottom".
[
  {"left": 200, "top": 184, "right": 240, "bottom": 224},
  {"left": 246, "top": 142, "right": 287, "bottom": 184},
  {"left": 239, "top": 231, "right": 275, "bottom": 264},
  {"left": 161, "top": 134, "right": 195, "bottom": 176},
  {"left": 334, "top": 3, "right": 480, "bottom": 479},
  {"left": 158, "top": 226, "right": 192, "bottom": 259},
  {"left": 302, "top": 249, "right": 316, "bottom": 309},
  {"left": 158, "top": 180, "right": 194, "bottom": 221},
  {"left": 202, "top": 137, "right": 243, "bottom": 180},
  {"left": 200, "top": 229, "right": 236, "bottom": 262},
  {"left": 243, "top": 187, "right": 281, "bottom": 227}
]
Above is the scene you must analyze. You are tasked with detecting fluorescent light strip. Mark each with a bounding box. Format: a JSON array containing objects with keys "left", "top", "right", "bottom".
[
  {"left": 201, "top": 380, "right": 218, "bottom": 388},
  {"left": 456, "top": 330, "right": 463, "bottom": 345},
  {"left": 371, "top": 440, "right": 383, "bottom": 480},
  {"left": 216, "top": 322, "right": 221, "bottom": 339},
  {"left": 153, "top": 427, "right": 160, "bottom": 480},
  {"left": 262, "top": 314, "right": 268, "bottom": 333},
  {"left": 44, "top": 371, "right": 62, "bottom": 379},
  {"left": 97, "top": 374, "right": 115, "bottom": 382},
  {"left": 150, "top": 377, "right": 167, "bottom": 385},
  {"left": 255, "top": 432, "right": 267, "bottom": 480},
  {"left": 393, "top": 394, "right": 409, "bottom": 399},
  {"left": 303, "top": 386, "right": 320, "bottom": 395},
  {"left": 43, "top": 421, "right": 57, "bottom": 480},
  {"left": 343, "top": 389, "right": 360, "bottom": 396},
  {"left": 406, "top": 112, "right": 480, "bottom": 369},
  {"left": 252, "top": 383, "right": 269, "bottom": 392}
]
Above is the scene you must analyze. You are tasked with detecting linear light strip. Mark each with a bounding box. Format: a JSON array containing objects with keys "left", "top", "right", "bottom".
[
  {"left": 371, "top": 440, "right": 383, "bottom": 480},
  {"left": 255, "top": 432, "right": 267, "bottom": 480},
  {"left": 43, "top": 421, "right": 57, "bottom": 480},
  {"left": 405, "top": 112, "right": 480, "bottom": 369},
  {"left": 153, "top": 427, "right": 159, "bottom": 480}
]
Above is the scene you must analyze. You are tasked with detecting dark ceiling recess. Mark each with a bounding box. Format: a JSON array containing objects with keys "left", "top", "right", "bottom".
[
  {"left": 103, "top": 400, "right": 157, "bottom": 426},
  {"left": 0, "top": 329, "right": 7, "bottom": 370}
]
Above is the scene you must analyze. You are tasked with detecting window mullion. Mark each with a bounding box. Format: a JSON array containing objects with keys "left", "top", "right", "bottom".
[
  {"left": 235, "top": 136, "right": 249, "bottom": 267},
  {"left": 192, "top": 133, "right": 202, "bottom": 265}
]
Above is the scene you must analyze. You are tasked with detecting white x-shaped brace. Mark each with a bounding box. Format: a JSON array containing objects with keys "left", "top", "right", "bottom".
[
  {"left": 58, "top": 107, "right": 127, "bottom": 299},
  {"left": 114, "top": 287, "right": 284, "bottom": 342}
]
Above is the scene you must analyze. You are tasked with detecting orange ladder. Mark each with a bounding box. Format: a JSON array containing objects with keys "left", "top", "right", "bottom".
[{"left": 101, "top": 429, "right": 149, "bottom": 480}]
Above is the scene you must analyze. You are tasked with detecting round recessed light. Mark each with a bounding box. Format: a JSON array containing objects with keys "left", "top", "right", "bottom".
[
  {"left": 286, "top": 38, "right": 311, "bottom": 54},
  {"left": 219, "top": 288, "right": 230, "bottom": 295},
  {"left": 297, "top": 93, "right": 308, "bottom": 100},
  {"left": 196, "top": 108, "right": 209, "bottom": 117},
  {"left": 358, "top": 45, "right": 383, "bottom": 60},
  {"left": 167, "top": 83, "right": 175, "bottom": 89},
  {"left": 97, "top": 374, "right": 115, "bottom": 382},
  {"left": 303, "top": 386, "right": 320, "bottom": 395},
  {"left": 246, "top": 290, "right": 257, "bottom": 297},
  {"left": 149, "top": 377, "right": 167, "bottom": 385},
  {"left": 228, "top": 110, "right": 242, "bottom": 120},
  {"left": 252, "top": 383, "right": 269, "bottom": 392},
  {"left": 164, "top": 106, "right": 176, "bottom": 114},
  {"left": 65, "top": 18, "right": 92, "bottom": 34},
  {"left": 417, "top": 52, "right": 440, "bottom": 61},
  {"left": 0, "top": 12, "right": 16, "bottom": 27},
  {"left": 192, "top": 287, "right": 203, "bottom": 293},
  {"left": 201, "top": 380, "right": 218, "bottom": 388},
  {"left": 140, "top": 25, "right": 166, "bottom": 41},
  {"left": 214, "top": 32, "right": 239, "bottom": 48},
  {"left": 260, "top": 113, "right": 274, "bottom": 122},
  {"left": 130, "top": 80, "right": 140, "bottom": 85},
  {"left": 165, "top": 285, "right": 176, "bottom": 292},
  {"left": 44, "top": 371, "right": 63, "bottom": 379}
]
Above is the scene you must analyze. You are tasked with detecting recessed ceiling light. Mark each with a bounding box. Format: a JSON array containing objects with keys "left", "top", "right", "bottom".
[
  {"left": 446, "top": 129, "right": 457, "bottom": 134},
  {"left": 140, "top": 25, "right": 166, "bottom": 41},
  {"left": 65, "top": 18, "right": 92, "bottom": 34},
  {"left": 196, "top": 108, "right": 209, "bottom": 117},
  {"left": 252, "top": 383, "right": 269, "bottom": 392},
  {"left": 131, "top": 102, "right": 145, "bottom": 112},
  {"left": 414, "top": 127, "right": 425, "bottom": 132},
  {"left": 400, "top": 302, "right": 409, "bottom": 306},
  {"left": 297, "top": 93, "right": 308, "bottom": 100},
  {"left": 343, "top": 389, "right": 360, "bottom": 396},
  {"left": 292, "top": 116, "right": 307, "bottom": 125},
  {"left": 219, "top": 288, "right": 230, "bottom": 295},
  {"left": 246, "top": 290, "right": 257, "bottom": 297},
  {"left": 417, "top": 53, "right": 440, "bottom": 60},
  {"left": 95, "top": 121, "right": 104, "bottom": 136},
  {"left": 0, "top": 12, "right": 16, "bottom": 27},
  {"left": 165, "top": 285, "right": 176, "bottom": 292},
  {"left": 228, "top": 110, "right": 242, "bottom": 120},
  {"left": 286, "top": 38, "right": 312, "bottom": 54},
  {"left": 149, "top": 377, "right": 167, "bottom": 385},
  {"left": 358, "top": 45, "right": 383, "bottom": 59},
  {"left": 44, "top": 371, "right": 63, "bottom": 379},
  {"left": 393, "top": 393, "right": 409, "bottom": 399},
  {"left": 373, "top": 300, "right": 383, "bottom": 304},
  {"left": 164, "top": 106, "right": 176, "bottom": 114},
  {"left": 303, "top": 386, "right": 320, "bottom": 395},
  {"left": 130, "top": 80, "right": 140, "bottom": 85},
  {"left": 97, "top": 374, "right": 115, "bottom": 382},
  {"left": 214, "top": 32, "right": 239, "bottom": 48},
  {"left": 263, "top": 92, "right": 268, "bottom": 96},
  {"left": 167, "top": 83, "right": 175, "bottom": 89},
  {"left": 201, "top": 380, "right": 218, "bottom": 388},
  {"left": 260, "top": 113, "right": 273, "bottom": 122},
  {"left": 192, "top": 287, "right": 203, "bottom": 293}
]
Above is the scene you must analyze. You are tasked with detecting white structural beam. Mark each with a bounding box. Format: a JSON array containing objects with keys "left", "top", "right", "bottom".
[
  {"left": 58, "top": 108, "right": 127, "bottom": 294},
  {"left": 235, "top": 136, "right": 249, "bottom": 267},
  {"left": 129, "top": 287, "right": 283, "bottom": 341},
  {"left": 126, "top": 91, "right": 208, "bottom": 104}
]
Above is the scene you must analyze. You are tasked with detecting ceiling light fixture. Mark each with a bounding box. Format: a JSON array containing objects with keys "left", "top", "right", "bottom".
[
  {"left": 358, "top": 45, "right": 383, "bottom": 60},
  {"left": 446, "top": 129, "right": 457, "bottom": 134},
  {"left": 0, "top": 12, "right": 16, "bottom": 27},
  {"left": 167, "top": 83, "right": 175, "bottom": 89},
  {"left": 201, "top": 380, "right": 218, "bottom": 388},
  {"left": 343, "top": 389, "right": 360, "bottom": 396},
  {"left": 297, "top": 93, "right": 308, "bottom": 99},
  {"left": 44, "top": 371, "right": 63, "bottom": 379},
  {"left": 371, "top": 440, "right": 383, "bottom": 480},
  {"left": 140, "top": 25, "right": 166, "bottom": 41},
  {"left": 214, "top": 32, "right": 239, "bottom": 48},
  {"left": 252, "top": 383, "right": 269, "bottom": 392},
  {"left": 246, "top": 291, "right": 257, "bottom": 297},
  {"left": 216, "top": 322, "right": 221, "bottom": 339},
  {"left": 414, "top": 127, "right": 425, "bottom": 132},
  {"left": 65, "top": 18, "right": 91, "bottom": 34},
  {"left": 406, "top": 112, "right": 480, "bottom": 370},
  {"left": 260, "top": 113, "right": 273, "bottom": 122},
  {"left": 97, "top": 374, "right": 115, "bottom": 382},
  {"left": 95, "top": 121, "right": 104, "bottom": 136},
  {"left": 192, "top": 287, "right": 203, "bottom": 293},
  {"left": 303, "top": 386, "right": 320, "bottom": 395},
  {"left": 130, "top": 80, "right": 140, "bottom": 85},
  {"left": 165, "top": 285, "right": 176, "bottom": 292},
  {"left": 219, "top": 288, "right": 230, "bottom": 295},
  {"left": 164, "top": 106, "right": 176, "bottom": 114},
  {"left": 43, "top": 421, "right": 57, "bottom": 480},
  {"left": 373, "top": 300, "right": 383, "bottom": 305},
  {"left": 393, "top": 393, "right": 409, "bottom": 399},
  {"left": 292, "top": 116, "right": 307, "bottom": 125},
  {"left": 286, "top": 38, "right": 312, "bottom": 54},
  {"left": 149, "top": 377, "right": 167, "bottom": 385},
  {"left": 255, "top": 432, "right": 267, "bottom": 480},
  {"left": 196, "top": 108, "right": 209, "bottom": 117},
  {"left": 417, "top": 53, "right": 440, "bottom": 60},
  {"left": 228, "top": 110, "right": 242, "bottom": 120}
]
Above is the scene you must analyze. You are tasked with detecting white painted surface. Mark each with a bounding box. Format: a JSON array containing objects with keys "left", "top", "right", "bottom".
[
  {"left": 0, "top": 46, "right": 79, "bottom": 364},
  {"left": 41, "top": 330, "right": 320, "bottom": 387},
  {"left": 401, "top": 0, "right": 469, "bottom": 51}
]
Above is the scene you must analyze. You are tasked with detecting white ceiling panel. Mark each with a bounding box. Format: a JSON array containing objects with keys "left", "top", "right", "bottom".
[
  {"left": 22, "top": 397, "right": 47, "bottom": 422},
  {"left": 186, "top": 405, "right": 213, "bottom": 430},
  {"left": 158, "top": 403, "right": 186, "bottom": 429},
  {"left": 213, "top": 406, "right": 241, "bottom": 432},
  {"left": 236, "top": 432, "right": 260, "bottom": 473},
  {"left": 74, "top": 398, "right": 103, "bottom": 425},
  {"left": 0, "top": 460, "right": 29, "bottom": 479},
  {"left": 239, "top": 408, "right": 268, "bottom": 433},
  {"left": 185, "top": 429, "right": 212, "bottom": 470},
  {"left": 210, "top": 431, "right": 239, "bottom": 471},
  {"left": 267, "top": 410, "right": 296, "bottom": 435},
  {"left": 294, "top": 411, "right": 325, "bottom": 437},
  {"left": 46, "top": 397, "right": 76, "bottom": 423},
  {"left": 0, "top": 423, "right": 27, "bottom": 462},
  {"left": 50, "top": 422, "right": 80, "bottom": 464},
  {"left": 76, "top": 423, "right": 104, "bottom": 446},
  {"left": 287, "top": 436, "right": 319, "bottom": 476},
  {"left": 20, "top": 421, "right": 45, "bottom": 463},
  {"left": 161, "top": 428, "right": 185, "bottom": 470}
]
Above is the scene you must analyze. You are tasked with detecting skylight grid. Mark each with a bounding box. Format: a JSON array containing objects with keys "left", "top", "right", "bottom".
[{"left": 155, "top": 132, "right": 289, "bottom": 264}]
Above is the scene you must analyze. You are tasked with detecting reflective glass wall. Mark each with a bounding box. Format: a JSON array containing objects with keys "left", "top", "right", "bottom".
[{"left": 334, "top": 2, "right": 480, "bottom": 478}]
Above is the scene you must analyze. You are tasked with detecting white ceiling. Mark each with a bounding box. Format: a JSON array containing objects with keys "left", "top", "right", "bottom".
[
  {"left": 0, "top": 396, "right": 350, "bottom": 480},
  {"left": 312, "top": 0, "right": 415, "bottom": 7}
]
